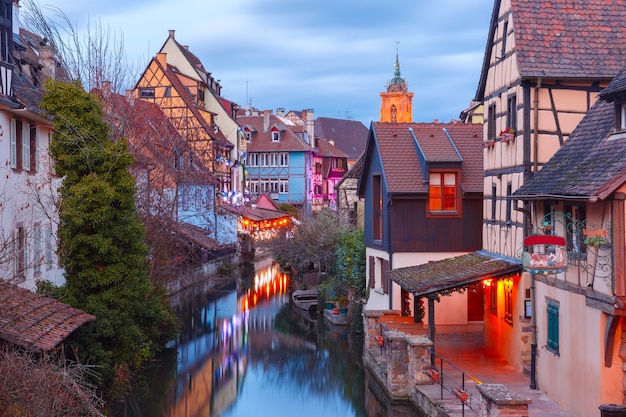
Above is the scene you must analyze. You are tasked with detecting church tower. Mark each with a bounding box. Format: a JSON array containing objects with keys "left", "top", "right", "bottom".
[{"left": 379, "top": 50, "right": 413, "bottom": 123}]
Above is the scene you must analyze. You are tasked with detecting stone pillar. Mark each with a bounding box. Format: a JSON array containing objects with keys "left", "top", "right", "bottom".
[
  {"left": 406, "top": 334, "right": 434, "bottom": 385},
  {"left": 363, "top": 310, "right": 384, "bottom": 351},
  {"left": 476, "top": 384, "right": 531, "bottom": 417},
  {"left": 385, "top": 330, "right": 410, "bottom": 398}
]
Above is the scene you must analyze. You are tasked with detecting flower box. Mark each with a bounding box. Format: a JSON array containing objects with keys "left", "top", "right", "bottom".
[{"left": 453, "top": 387, "right": 468, "bottom": 403}]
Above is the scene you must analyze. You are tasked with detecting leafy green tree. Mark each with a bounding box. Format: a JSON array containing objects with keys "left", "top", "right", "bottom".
[{"left": 40, "top": 79, "right": 177, "bottom": 397}]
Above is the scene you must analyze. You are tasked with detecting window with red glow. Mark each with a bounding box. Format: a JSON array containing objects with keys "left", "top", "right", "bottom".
[{"left": 429, "top": 172, "right": 458, "bottom": 213}]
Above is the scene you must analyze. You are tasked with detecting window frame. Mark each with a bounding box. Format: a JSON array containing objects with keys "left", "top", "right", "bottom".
[
  {"left": 427, "top": 169, "right": 462, "bottom": 218},
  {"left": 372, "top": 174, "right": 382, "bottom": 241}
]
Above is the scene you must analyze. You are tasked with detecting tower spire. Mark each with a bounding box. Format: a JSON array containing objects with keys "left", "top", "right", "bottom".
[{"left": 379, "top": 42, "right": 413, "bottom": 123}]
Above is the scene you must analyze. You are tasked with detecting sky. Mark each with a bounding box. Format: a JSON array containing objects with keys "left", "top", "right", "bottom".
[{"left": 24, "top": 0, "right": 494, "bottom": 126}]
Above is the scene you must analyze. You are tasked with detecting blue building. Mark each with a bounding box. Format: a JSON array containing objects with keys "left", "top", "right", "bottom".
[{"left": 238, "top": 109, "right": 315, "bottom": 210}]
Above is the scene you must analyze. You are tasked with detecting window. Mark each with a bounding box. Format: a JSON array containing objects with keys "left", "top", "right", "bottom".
[
  {"left": 428, "top": 171, "right": 459, "bottom": 215},
  {"left": 565, "top": 202, "right": 586, "bottom": 257},
  {"left": 139, "top": 88, "right": 155, "bottom": 98},
  {"left": 504, "top": 279, "right": 513, "bottom": 324},
  {"left": 271, "top": 129, "right": 280, "bottom": 142},
  {"left": 44, "top": 224, "right": 54, "bottom": 269},
  {"left": 29, "top": 125, "right": 38, "bottom": 173},
  {"left": 22, "top": 122, "right": 30, "bottom": 171},
  {"left": 14, "top": 225, "right": 26, "bottom": 279},
  {"left": 619, "top": 103, "right": 626, "bottom": 131},
  {"left": 0, "top": 0, "right": 12, "bottom": 68},
  {"left": 507, "top": 94, "right": 517, "bottom": 132},
  {"left": 315, "top": 162, "right": 322, "bottom": 174},
  {"left": 279, "top": 152, "right": 289, "bottom": 167},
  {"left": 33, "top": 223, "right": 42, "bottom": 275},
  {"left": 489, "top": 282, "right": 497, "bottom": 314},
  {"left": 488, "top": 103, "right": 496, "bottom": 140},
  {"left": 10, "top": 118, "right": 20, "bottom": 170},
  {"left": 372, "top": 174, "right": 382, "bottom": 241},
  {"left": 491, "top": 183, "right": 497, "bottom": 222},
  {"left": 506, "top": 183, "right": 512, "bottom": 225},
  {"left": 279, "top": 179, "right": 288, "bottom": 194},
  {"left": 382, "top": 259, "right": 390, "bottom": 294},
  {"left": 547, "top": 299, "right": 560, "bottom": 354},
  {"left": 164, "top": 86, "right": 171, "bottom": 97}
]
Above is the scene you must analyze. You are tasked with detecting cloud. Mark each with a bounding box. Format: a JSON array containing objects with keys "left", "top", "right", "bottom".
[{"left": 29, "top": 0, "right": 493, "bottom": 124}]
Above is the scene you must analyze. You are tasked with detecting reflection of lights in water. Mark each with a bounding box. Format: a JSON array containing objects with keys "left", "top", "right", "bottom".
[{"left": 240, "top": 263, "right": 289, "bottom": 313}]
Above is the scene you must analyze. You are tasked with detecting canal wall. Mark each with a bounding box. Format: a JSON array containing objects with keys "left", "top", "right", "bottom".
[{"left": 363, "top": 310, "right": 531, "bottom": 417}]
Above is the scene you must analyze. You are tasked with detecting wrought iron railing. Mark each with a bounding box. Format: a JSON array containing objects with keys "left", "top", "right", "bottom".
[{"left": 423, "top": 346, "right": 481, "bottom": 416}]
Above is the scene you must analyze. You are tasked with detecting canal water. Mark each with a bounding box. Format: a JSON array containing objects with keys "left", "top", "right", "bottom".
[{"left": 113, "top": 256, "right": 421, "bottom": 417}]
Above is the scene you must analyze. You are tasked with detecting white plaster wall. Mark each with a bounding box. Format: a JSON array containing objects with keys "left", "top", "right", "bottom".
[
  {"left": 0, "top": 115, "right": 64, "bottom": 290},
  {"left": 534, "top": 281, "right": 622, "bottom": 417}
]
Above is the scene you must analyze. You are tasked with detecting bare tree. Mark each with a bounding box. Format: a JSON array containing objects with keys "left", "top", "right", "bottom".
[
  {"left": 0, "top": 346, "right": 105, "bottom": 416},
  {"left": 20, "top": 0, "right": 136, "bottom": 93}
]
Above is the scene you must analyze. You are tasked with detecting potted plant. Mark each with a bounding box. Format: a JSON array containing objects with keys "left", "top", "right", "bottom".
[{"left": 337, "top": 296, "right": 349, "bottom": 315}]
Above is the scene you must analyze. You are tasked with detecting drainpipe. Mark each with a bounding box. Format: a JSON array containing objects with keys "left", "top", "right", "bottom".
[
  {"left": 533, "top": 78, "right": 541, "bottom": 173},
  {"left": 387, "top": 198, "right": 393, "bottom": 310},
  {"left": 529, "top": 78, "right": 541, "bottom": 390}
]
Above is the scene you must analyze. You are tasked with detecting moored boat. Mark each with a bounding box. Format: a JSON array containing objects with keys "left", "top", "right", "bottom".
[{"left": 292, "top": 289, "right": 318, "bottom": 311}]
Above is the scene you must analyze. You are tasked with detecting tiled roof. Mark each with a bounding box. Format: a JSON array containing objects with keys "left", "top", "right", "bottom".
[
  {"left": 0, "top": 281, "right": 95, "bottom": 351},
  {"left": 316, "top": 138, "right": 348, "bottom": 158},
  {"left": 599, "top": 67, "right": 626, "bottom": 100},
  {"left": 371, "top": 122, "right": 483, "bottom": 194},
  {"left": 237, "top": 114, "right": 314, "bottom": 152},
  {"left": 388, "top": 252, "right": 521, "bottom": 297},
  {"left": 514, "top": 81, "right": 626, "bottom": 201},
  {"left": 512, "top": 0, "right": 626, "bottom": 78},
  {"left": 314, "top": 117, "right": 368, "bottom": 161}
]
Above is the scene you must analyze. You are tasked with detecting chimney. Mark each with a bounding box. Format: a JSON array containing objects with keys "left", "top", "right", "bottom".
[
  {"left": 263, "top": 109, "right": 272, "bottom": 132},
  {"left": 125, "top": 89, "right": 135, "bottom": 107},
  {"left": 303, "top": 109, "right": 314, "bottom": 145},
  {"left": 276, "top": 107, "right": 285, "bottom": 117},
  {"left": 169, "top": 29, "right": 175, "bottom": 39}
]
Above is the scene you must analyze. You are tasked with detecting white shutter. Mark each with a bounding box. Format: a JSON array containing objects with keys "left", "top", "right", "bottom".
[
  {"left": 22, "top": 122, "right": 30, "bottom": 171},
  {"left": 9, "top": 118, "right": 16, "bottom": 169}
]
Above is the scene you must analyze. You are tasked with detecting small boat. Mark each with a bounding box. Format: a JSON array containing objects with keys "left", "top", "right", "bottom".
[{"left": 292, "top": 289, "right": 318, "bottom": 311}]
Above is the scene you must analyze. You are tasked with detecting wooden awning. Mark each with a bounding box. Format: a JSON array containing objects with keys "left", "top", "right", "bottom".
[
  {"left": 388, "top": 251, "right": 522, "bottom": 297},
  {"left": 0, "top": 280, "right": 95, "bottom": 351}
]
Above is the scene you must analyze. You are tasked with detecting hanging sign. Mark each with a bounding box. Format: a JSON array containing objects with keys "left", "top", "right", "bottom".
[{"left": 522, "top": 235, "right": 568, "bottom": 275}]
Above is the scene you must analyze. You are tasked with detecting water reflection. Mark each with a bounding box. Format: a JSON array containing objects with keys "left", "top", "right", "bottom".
[{"left": 114, "top": 256, "right": 421, "bottom": 417}]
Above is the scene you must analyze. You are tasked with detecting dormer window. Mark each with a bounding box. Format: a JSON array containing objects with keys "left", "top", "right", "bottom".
[{"left": 271, "top": 128, "right": 280, "bottom": 142}]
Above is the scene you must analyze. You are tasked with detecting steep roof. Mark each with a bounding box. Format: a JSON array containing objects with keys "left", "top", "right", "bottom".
[
  {"left": 314, "top": 117, "right": 368, "bottom": 160},
  {"left": 476, "top": 0, "right": 626, "bottom": 99},
  {"left": 514, "top": 69, "right": 626, "bottom": 201},
  {"left": 0, "top": 281, "right": 95, "bottom": 352},
  {"left": 315, "top": 138, "right": 348, "bottom": 158},
  {"left": 237, "top": 114, "right": 314, "bottom": 152},
  {"left": 361, "top": 122, "right": 483, "bottom": 195},
  {"left": 512, "top": 0, "right": 626, "bottom": 79}
]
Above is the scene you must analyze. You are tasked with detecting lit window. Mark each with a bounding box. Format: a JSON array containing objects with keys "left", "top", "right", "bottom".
[
  {"left": 504, "top": 280, "right": 513, "bottom": 324},
  {"left": 621, "top": 104, "right": 626, "bottom": 130},
  {"left": 429, "top": 172, "right": 458, "bottom": 214}
]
